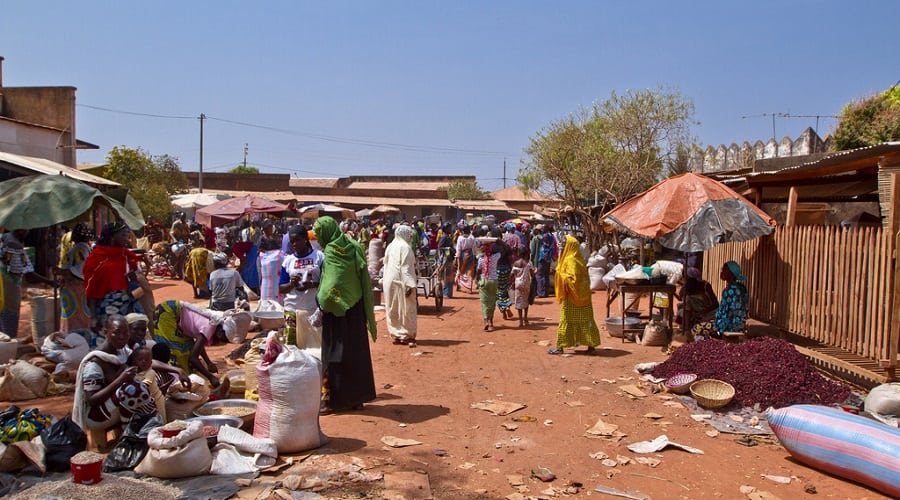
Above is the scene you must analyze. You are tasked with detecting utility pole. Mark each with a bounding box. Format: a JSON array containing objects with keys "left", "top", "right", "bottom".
[
  {"left": 199, "top": 113, "right": 206, "bottom": 193},
  {"left": 503, "top": 157, "right": 507, "bottom": 189},
  {"left": 243, "top": 143, "right": 248, "bottom": 169}
]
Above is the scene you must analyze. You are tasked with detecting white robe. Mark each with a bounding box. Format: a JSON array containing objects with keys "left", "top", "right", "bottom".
[{"left": 382, "top": 236, "right": 418, "bottom": 341}]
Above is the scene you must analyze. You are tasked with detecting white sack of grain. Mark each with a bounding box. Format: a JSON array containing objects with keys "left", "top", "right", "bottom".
[
  {"left": 253, "top": 335, "right": 327, "bottom": 453},
  {"left": 135, "top": 419, "right": 211, "bottom": 478}
]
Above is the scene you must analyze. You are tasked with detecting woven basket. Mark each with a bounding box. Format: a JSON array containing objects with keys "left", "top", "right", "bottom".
[
  {"left": 664, "top": 373, "right": 697, "bottom": 394},
  {"left": 690, "top": 379, "right": 735, "bottom": 409}
]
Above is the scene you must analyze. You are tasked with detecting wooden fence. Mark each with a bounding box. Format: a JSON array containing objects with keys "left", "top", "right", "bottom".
[{"left": 704, "top": 224, "right": 897, "bottom": 368}]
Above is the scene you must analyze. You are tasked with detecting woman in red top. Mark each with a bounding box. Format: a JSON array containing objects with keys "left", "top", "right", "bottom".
[{"left": 83, "top": 221, "right": 144, "bottom": 331}]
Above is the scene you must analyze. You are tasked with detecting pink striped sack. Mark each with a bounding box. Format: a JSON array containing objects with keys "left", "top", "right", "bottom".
[{"left": 767, "top": 404, "right": 899, "bottom": 497}]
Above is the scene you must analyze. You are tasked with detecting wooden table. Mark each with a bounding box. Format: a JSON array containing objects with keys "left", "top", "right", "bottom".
[{"left": 607, "top": 283, "right": 676, "bottom": 342}]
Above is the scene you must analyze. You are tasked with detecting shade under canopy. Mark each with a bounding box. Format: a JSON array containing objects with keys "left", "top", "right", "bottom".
[{"left": 194, "top": 194, "right": 289, "bottom": 227}]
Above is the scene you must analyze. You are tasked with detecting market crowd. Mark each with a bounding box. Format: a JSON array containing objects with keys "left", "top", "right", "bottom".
[{"left": 0, "top": 208, "right": 750, "bottom": 453}]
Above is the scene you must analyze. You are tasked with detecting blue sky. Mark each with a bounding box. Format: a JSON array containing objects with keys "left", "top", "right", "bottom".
[{"left": 2, "top": 1, "right": 897, "bottom": 191}]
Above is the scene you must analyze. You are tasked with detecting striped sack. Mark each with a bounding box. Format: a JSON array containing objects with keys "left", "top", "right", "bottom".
[{"left": 767, "top": 404, "right": 899, "bottom": 497}]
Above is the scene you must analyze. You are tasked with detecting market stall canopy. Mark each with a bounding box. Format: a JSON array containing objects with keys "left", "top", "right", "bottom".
[
  {"left": 370, "top": 204, "right": 401, "bottom": 215},
  {"left": 297, "top": 203, "right": 355, "bottom": 220},
  {"left": 194, "top": 194, "right": 289, "bottom": 227},
  {"left": 0, "top": 174, "right": 144, "bottom": 230},
  {"left": 602, "top": 172, "right": 776, "bottom": 252},
  {"left": 172, "top": 193, "right": 231, "bottom": 210}
]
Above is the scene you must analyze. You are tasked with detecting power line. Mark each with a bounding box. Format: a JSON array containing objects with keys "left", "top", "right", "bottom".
[
  {"left": 75, "top": 103, "right": 517, "bottom": 157},
  {"left": 76, "top": 103, "right": 194, "bottom": 120}
]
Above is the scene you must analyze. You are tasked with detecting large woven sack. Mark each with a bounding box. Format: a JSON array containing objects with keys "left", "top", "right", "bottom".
[
  {"left": 135, "top": 420, "right": 212, "bottom": 478},
  {"left": 640, "top": 320, "right": 670, "bottom": 347},
  {"left": 589, "top": 267, "right": 606, "bottom": 291},
  {"left": 0, "top": 359, "right": 48, "bottom": 401},
  {"left": 864, "top": 382, "right": 900, "bottom": 417},
  {"left": 41, "top": 332, "right": 90, "bottom": 373},
  {"left": 253, "top": 336, "right": 327, "bottom": 453},
  {"left": 767, "top": 404, "right": 900, "bottom": 498}
]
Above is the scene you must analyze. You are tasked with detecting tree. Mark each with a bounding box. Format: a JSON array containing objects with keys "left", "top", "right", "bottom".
[
  {"left": 447, "top": 180, "right": 491, "bottom": 200},
  {"left": 520, "top": 87, "right": 696, "bottom": 250},
  {"left": 102, "top": 146, "right": 188, "bottom": 223},
  {"left": 229, "top": 165, "right": 260, "bottom": 174},
  {"left": 831, "top": 86, "right": 900, "bottom": 151}
]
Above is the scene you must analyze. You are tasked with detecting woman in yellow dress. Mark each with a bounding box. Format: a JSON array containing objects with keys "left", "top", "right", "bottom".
[{"left": 548, "top": 235, "right": 600, "bottom": 355}]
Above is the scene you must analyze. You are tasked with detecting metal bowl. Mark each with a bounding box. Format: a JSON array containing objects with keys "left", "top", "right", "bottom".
[
  {"left": 605, "top": 316, "right": 642, "bottom": 338},
  {"left": 194, "top": 399, "right": 257, "bottom": 430},
  {"left": 254, "top": 310, "right": 285, "bottom": 330}
]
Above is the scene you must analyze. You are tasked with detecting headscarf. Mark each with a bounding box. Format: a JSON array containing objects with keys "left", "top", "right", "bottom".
[
  {"left": 97, "top": 221, "right": 128, "bottom": 246},
  {"left": 395, "top": 224, "right": 415, "bottom": 245},
  {"left": 555, "top": 235, "right": 592, "bottom": 307},
  {"left": 725, "top": 260, "right": 747, "bottom": 281},
  {"left": 313, "top": 216, "right": 377, "bottom": 340},
  {"left": 73, "top": 222, "right": 95, "bottom": 243}
]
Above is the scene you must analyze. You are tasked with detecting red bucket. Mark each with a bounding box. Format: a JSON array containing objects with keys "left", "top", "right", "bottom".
[{"left": 70, "top": 452, "right": 103, "bottom": 485}]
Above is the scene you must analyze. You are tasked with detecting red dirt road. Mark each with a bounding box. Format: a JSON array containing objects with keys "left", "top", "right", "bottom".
[{"left": 7, "top": 277, "right": 890, "bottom": 499}]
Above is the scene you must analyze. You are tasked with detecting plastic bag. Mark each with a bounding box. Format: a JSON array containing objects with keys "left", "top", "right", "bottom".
[
  {"left": 103, "top": 413, "right": 163, "bottom": 472},
  {"left": 41, "top": 415, "right": 87, "bottom": 472}
]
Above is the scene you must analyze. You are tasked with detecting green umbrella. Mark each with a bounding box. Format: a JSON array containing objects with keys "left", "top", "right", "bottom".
[{"left": 0, "top": 174, "right": 144, "bottom": 230}]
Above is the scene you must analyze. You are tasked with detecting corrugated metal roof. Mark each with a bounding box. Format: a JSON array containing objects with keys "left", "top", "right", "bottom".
[
  {"left": 742, "top": 142, "right": 900, "bottom": 181},
  {"left": 293, "top": 193, "right": 454, "bottom": 207},
  {"left": 0, "top": 151, "right": 119, "bottom": 186}
]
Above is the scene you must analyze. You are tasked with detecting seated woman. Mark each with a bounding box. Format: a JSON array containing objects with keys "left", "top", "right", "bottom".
[
  {"left": 676, "top": 267, "right": 719, "bottom": 331},
  {"left": 690, "top": 261, "right": 749, "bottom": 340},
  {"left": 73, "top": 315, "right": 187, "bottom": 443},
  {"left": 153, "top": 300, "right": 221, "bottom": 387}
]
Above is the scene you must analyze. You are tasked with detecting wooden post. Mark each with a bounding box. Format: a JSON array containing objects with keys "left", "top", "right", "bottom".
[
  {"left": 885, "top": 174, "right": 900, "bottom": 380},
  {"left": 785, "top": 187, "right": 798, "bottom": 227}
]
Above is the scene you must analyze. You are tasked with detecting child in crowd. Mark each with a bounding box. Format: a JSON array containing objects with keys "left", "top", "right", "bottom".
[
  {"left": 510, "top": 246, "right": 534, "bottom": 327},
  {"left": 129, "top": 346, "right": 165, "bottom": 421}
]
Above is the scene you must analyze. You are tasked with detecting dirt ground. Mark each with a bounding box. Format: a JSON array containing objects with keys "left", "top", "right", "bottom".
[{"left": 4, "top": 277, "right": 891, "bottom": 499}]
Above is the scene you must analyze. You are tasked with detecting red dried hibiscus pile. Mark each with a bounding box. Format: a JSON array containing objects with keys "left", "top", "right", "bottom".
[{"left": 652, "top": 337, "right": 849, "bottom": 409}]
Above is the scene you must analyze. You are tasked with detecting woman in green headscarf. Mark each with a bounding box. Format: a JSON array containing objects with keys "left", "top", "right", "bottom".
[{"left": 313, "top": 216, "right": 377, "bottom": 412}]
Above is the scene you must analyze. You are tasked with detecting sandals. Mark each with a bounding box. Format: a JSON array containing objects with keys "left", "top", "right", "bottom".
[{"left": 547, "top": 347, "right": 564, "bottom": 355}]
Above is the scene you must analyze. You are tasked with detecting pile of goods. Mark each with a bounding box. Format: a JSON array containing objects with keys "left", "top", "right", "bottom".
[{"left": 652, "top": 337, "right": 849, "bottom": 409}]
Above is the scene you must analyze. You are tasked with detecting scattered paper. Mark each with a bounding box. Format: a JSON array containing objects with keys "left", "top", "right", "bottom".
[
  {"left": 589, "top": 451, "right": 609, "bottom": 460},
  {"left": 507, "top": 474, "right": 525, "bottom": 486},
  {"left": 470, "top": 400, "right": 526, "bottom": 416},
  {"left": 601, "top": 458, "right": 618, "bottom": 467},
  {"left": 383, "top": 471, "right": 432, "bottom": 499},
  {"left": 739, "top": 485, "right": 757, "bottom": 494},
  {"left": 663, "top": 401, "right": 684, "bottom": 408},
  {"left": 601, "top": 378, "right": 618, "bottom": 384},
  {"left": 565, "top": 400, "right": 586, "bottom": 407},
  {"left": 627, "top": 434, "right": 704, "bottom": 454},
  {"left": 543, "top": 419, "right": 553, "bottom": 426},
  {"left": 458, "top": 462, "right": 476, "bottom": 470},
  {"left": 585, "top": 418, "right": 619, "bottom": 436},
  {"left": 619, "top": 385, "right": 647, "bottom": 398},
  {"left": 705, "top": 430, "right": 720, "bottom": 437},
  {"left": 381, "top": 436, "right": 422, "bottom": 448},
  {"left": 635, "top": 457, "right": 661, "bottom": 468},
  {"left": 760, "top": 474, "right": 791, "bottom": 484},
  {"left": 643, "top": 412, "right": 663, "bottom": 419},
  {"left": 691, "top": 414, "right": 713, "bottom": 421},
  {"left": 616, "top": 455, "right": 631, "bottom": 465},
  {"left": 501, "top": 423, "right": 519, "bottom": 431}
]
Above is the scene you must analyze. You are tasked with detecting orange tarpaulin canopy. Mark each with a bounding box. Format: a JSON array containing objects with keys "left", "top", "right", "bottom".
[{"left": 602, "top": 173, "right": 776, "bottom": 252}]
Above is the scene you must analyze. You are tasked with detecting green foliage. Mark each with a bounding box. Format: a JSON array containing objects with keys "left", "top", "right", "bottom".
[
  {"left": 103, "top": 146, "right": 188, "bottom": 222},
  {"left": 832, "top": 87, "right": 900, "bottom": 151},
  {"left": 520, "top": 87, "right": 696, "bottom": 250},
  {"left": 446, "top": 180, "right": 491, "bottom": 200},
  {"left": 229, "top": 165, "right": 260, "bottom": 174}
]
